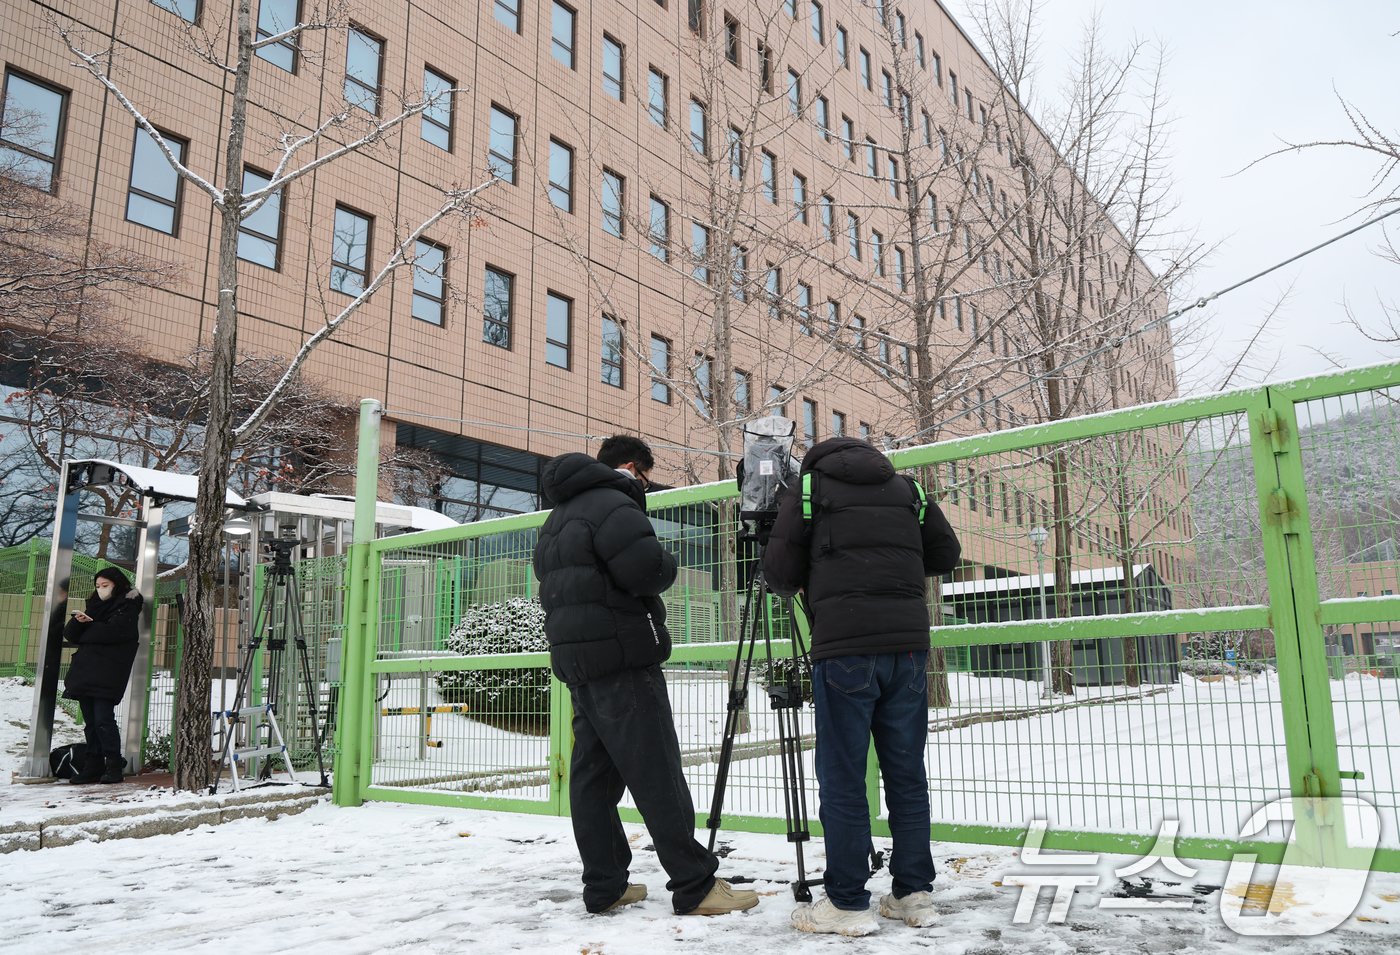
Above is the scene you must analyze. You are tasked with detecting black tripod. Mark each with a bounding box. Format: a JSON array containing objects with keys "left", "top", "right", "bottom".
[{"left": 211, "top": 536, "right": 329, "bottom": 793}]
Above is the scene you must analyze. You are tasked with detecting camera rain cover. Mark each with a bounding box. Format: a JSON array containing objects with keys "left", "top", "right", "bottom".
[{"left": 740, "top": 415, "right": 798, "bottom": 520}]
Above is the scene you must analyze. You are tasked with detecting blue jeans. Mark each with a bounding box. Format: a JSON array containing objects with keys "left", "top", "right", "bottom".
[{"left": 812, "top": 651, "right": 935, "bottom": 909}]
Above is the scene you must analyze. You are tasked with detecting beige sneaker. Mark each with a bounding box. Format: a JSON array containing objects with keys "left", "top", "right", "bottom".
[
  {"left": 879, "top": 890, "right": 937, "bottom": 927},
  {"left": 602, "top": 884, "right": 648, "bottom": 913},
  {"left": 790, "top": 897, "right": 880, "bottom": 936},
  {"left": 685, "top": 879, "right": 760, "bottom": 915}
]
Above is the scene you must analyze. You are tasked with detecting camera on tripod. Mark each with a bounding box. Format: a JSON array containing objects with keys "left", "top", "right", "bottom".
[{"left": 737, "top": 415, "right": 798, "bottom": 541}]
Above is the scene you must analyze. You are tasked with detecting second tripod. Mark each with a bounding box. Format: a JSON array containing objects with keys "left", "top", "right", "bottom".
[
  {"left": 211, "top": 534, "right": 329, "bottom": 794},
  {"left": 705, "top": 538, "right": 825, "bottom": 901}
]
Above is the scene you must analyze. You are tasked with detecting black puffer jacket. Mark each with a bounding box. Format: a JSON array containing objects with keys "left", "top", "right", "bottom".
[
  {"left": 62, "top": 570, "right": 143, "bottom": 702},
  {"left": 763, "top": 438, "right": 961, "bottom": 660},
  {"left": 534, "top": 453, "right": 677, "bottom": 686}
]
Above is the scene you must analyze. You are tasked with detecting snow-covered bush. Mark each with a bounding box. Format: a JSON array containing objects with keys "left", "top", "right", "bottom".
[{"left": 435, "top": 597, "right": 551, "bottom": 733}]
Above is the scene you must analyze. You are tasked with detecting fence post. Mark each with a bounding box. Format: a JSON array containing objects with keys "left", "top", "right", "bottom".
[
  {"left": 15, "top": 538, "right": 41, "bottom": 675},
  {"left": 333, "top": 398, "right": 382, "bottom": 807},
  {"left": 550, "top": 675, "right": 573, "bottom": 817},
  {"left": 1249, "top": 389, "right": 1346, "bottom": 862}
]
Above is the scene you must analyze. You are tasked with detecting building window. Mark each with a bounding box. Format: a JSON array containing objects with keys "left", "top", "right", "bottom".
[
  {"left": 966, "top": 88, "right": 974, "bottom": 121},
  {"left": 728, "top": 125, "right": 745, "bottom": 178},
  {"left": 865, "top": 138, "right": 878, "bottom": 178},
  {"left": 792, "top": 171, "right": 807, "bottom": 222},
  {"left": 255, "top": 0, "right": 300, "bottom": 72},
  {"left": 851, "top": 313, "right": 866, "bottom": 351},
  {"left": 787, "top": 69, "right": 802, "bottom": 116},
  {"left": 814, "top": 94, "right": 830, "bottom": 140},
  {"left": 551, "top": 1, "right": 577, "bottom": 68},
  {"left": 602, "top": 34, "right": 625, "bottom": 100},
  {"left": 761, "top": 149, "right": 777, "bottom": 203},
  {"left": 831, "top": 410, "right": 845, "bottom": 437},
  {"left": 330, "top": 205, "right": 372, "bottom": 295},
  {"left": 690, "top": 99, "right": 708, "bottom": 154},
  {"left": 825, "top": 298, "right": 840, "bottom": 336},
  {"left": 482, "top": 265, "right": 513, "bottom": 347},
  {"left": 601, "top": 315, "right": 624, "bottom": 387},
  {"left": 932, "top": 51, "right": 942, "bottom": 86},
  {"left": 802, "top": 398, "right": 818, "bottom": 447},
  {"left": 881, "top": 70, "right": 893, "bottom": 108},
  {"left": 693, "top": 353, "right": 713, "bottom": 417},
  {"left": 648, "top": 195, "right": 670, "bottom": 261},
  {"left": 765, "top": 265, "right": 782, "bottom": 319},
  {"left": 731, "top": 245, "right": 748, "bottom": 300},
  {"left": 734, "top": 370, "right": 751, "bottom": 413},
  {"left": 688, "top": 0, "right": 705, "bottom": 35},
  {"left": 411, "top": 240, "right": 446, "bottom": 325},
  {"left": 846, "top": 213, "right": 860, "bottom": 259},
  {"left": 835, "top": 25, "right": 849, "bottom": 68},
  {"left": 601, "top": 167, "right": 625, "bottom": 237},
  {"left": 871, "top": 229, "right": 884, "bottom": 275},
  {"left": 950, "top": 70, "right": 958, "bottom": 106},
  {"left": 344, "top": 27, "right": 383, "bottom": 114},
  {"left": 487, "top": 105, "right": 518, "bottom": 183},
  {"left": 236, "top": 168, "right": 281, "bottom": 268},
  {"left": 548, "top": 138, "right": 574, "bottom": 212},
  {"left": 841, "top": 116, "right": 855, "bottom": 162},
  {"left": 647, "top": 67, "right": 668, "bottom": 127},
  {"left": 152, "top": 0, "right": 199, "bottom": 22},
  {"left": 691, "top": 221, "right": 711, "bottom": 283},
  {"left": 811, "top": 1, "right": 824, "bottom": 43},
  {"left": 858, "top": 48, "right": 872, "bottom": 90},
  {"left": 820, "top": 194, "right": 835, "bottom": 242},
  {"left": 895, "top": 10, "right": 907, "bottom": 46},
  {"left": 126, "top": 127, "right": 185, "bottom": 235},
  {"left": 494, "top": 0, "right": 520, "bottom": 32},
  {"left": 545, "top": 291, "right": 571, "bottom": 368},
  {"left": 650, "top": 335, "right": 672, "bottom": 403},
  {"left": 859, "top": 422, "right": 871, "bottom": 441},
  {"left": 895, "top": 247, "right": 907, "bottom": 291},
  {"left": 724, "top": 14, "right": 741, "bottom": 65},
  {"left": 768, "top": 385, "right": 787, "bottom": 416},
  {"left": 0, "top": 71, "right": 68, "bottom": 192},
  {"left": 757, "top": 40, "right": 773, "bottom": 93},
  {"left": 888, "top": 156, "right": 900, "bottom": 198},
  {"left": 915, "top": 31, "right": 925, "bottom": 69},
  {"left": 421, "top": 68, "right": 453, "bottom": 151},
  {"left": 784, "top": 0, "right": 797, "bottom": 18},
  {"left": 795, "top": 281, "right": 812, "bottom": 333}
]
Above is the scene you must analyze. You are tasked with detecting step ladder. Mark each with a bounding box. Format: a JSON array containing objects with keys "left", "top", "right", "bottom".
[{"left": 212, "top": 703, "right": 298, "bottom": 793}]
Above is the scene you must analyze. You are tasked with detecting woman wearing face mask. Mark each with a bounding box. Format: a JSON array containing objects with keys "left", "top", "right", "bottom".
[{"left": 62, "top": 567, "right": 144, "bottom": 784}]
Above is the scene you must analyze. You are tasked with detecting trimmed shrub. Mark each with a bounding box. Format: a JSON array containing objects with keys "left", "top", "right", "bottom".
[{"left": 435, "top": 597, "right": 551, "bottom": 735}]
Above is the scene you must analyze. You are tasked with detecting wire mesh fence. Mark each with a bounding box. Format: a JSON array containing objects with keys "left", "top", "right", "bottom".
[{"left": 345, "top": 365, "right": 1400, "bottom": 871}]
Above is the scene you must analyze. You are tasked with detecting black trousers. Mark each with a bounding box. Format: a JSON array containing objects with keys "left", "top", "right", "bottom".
[
  {"left": 77, "top": 697, "right": 121, "bottom": 759},
  {"left": 568, "top": 664, "right": 718, "bottom": 913}
]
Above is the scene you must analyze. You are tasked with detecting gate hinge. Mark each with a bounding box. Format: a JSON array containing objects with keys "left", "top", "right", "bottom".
[
  {"left": 1268, "top": 489, "right": 1295, "bottom": 529},
  {"left": 1302, "top": 771, "right": 1322, "bottom": 798},
  {"left": 1259, "top": 408, "right": 1288, "bottom": 453}
]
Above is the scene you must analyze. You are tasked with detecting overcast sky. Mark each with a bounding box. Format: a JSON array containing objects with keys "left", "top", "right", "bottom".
[{"left": 941, "top": 0, "right": 1398, "bottom": 391}]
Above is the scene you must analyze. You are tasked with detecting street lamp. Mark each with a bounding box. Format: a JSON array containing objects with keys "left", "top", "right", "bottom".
[{"left": 1028, "top": 526, "right": 1053, "bottom": 699}]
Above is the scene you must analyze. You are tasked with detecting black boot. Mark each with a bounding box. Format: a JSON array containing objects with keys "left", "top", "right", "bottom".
[
  {"left": 69, "top": 753, "right": 104, "bottom": 784},
  {"left": 99, "top": 756, "right": 127, "bottom": 784}
]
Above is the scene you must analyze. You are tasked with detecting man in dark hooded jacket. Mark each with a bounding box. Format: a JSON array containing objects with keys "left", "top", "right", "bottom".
[
  {"left": 63, "top": 566, "right": 144, "bottom": 784},
  {"left": 764, "top": 437, "right": 961, "bottom": 936},
  {"left": 534, "top": 435, "right": 758, "bottom": 917}
]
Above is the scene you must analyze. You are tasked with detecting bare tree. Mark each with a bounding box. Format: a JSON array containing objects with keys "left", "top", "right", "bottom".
[{"left": 53, "top": 1, "right": 495, "bottom": 791}]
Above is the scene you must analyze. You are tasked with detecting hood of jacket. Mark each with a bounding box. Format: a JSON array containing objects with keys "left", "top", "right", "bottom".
[
  {"left": 542, "top": 452, "right": 646, "bottom": 507},
  {"left": 801, "top": 437, "right": 895, "bottom": 486}
]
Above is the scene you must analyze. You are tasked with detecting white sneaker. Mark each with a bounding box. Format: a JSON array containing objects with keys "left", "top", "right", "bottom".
[
  {"left": 879, "top": 890, "right": 937, "bottom": 927},
  {"left": 790, "top": 897, "right": 880, "bottom": 936}
]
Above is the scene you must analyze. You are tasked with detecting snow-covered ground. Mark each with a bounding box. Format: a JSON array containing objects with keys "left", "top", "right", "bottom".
[{"left": 6, "top": 678, "right": 1400, "bottom": 952}]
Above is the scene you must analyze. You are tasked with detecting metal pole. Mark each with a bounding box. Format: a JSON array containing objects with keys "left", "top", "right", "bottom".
[
  {"left": 24, "top": 461, "right": 80, "bottom": 777},
  {"left": 333, "top": 398, "right": 382, "bottom": 807},
  {"left": 1037, "top": 551, "right": 1052, "bottom": 699}
]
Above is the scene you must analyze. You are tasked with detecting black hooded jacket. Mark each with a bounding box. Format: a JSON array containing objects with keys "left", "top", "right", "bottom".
[
  {"left": 62, "top": 568, "right": 144, "bottom": 702},
  {"left": 533, "top": 453, "right": 677, "bottom": 686},
  {"left": 763, "top": 438, "right": 961, "bottom": 660}
]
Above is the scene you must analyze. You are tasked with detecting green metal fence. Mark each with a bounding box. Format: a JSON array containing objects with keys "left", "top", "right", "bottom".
[{"left": 334, "top": 362, "right": 1400, "bottom": 874}]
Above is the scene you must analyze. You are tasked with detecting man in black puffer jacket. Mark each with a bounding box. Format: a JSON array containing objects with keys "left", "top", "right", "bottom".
[
  {"left": 63, "top": 566, "right": 144, "bottom": 784},
  {"left": 534, "top": 435, "right": 758, "bottom": 918},
  {"left": 764, "top": 437, "right": 961, "bottom": 936}
]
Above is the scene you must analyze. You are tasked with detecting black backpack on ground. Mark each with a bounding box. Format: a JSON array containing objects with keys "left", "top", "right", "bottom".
[{"left": 50, "top": 742, "right": 88, "bottom": 779}]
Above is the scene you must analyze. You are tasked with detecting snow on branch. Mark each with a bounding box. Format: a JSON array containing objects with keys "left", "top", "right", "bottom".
[
  {"left": 57, "top": 24, "right": 224, "bottom": 205},
  {"left": 232, "top": 177, "right": 497, "bottom": 439}
]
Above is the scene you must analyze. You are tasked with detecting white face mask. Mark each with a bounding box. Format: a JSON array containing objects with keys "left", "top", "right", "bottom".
[{"left": 95, "top": 583, "right": 115, "bottom": 601}]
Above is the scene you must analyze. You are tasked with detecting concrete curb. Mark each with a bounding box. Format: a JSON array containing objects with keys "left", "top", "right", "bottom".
[{"left": 0, "top": 785, "right": 328, "bottom": 853}]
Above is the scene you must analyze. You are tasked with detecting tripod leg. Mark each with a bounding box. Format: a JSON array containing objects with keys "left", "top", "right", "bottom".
[
  {"left": 289, "top": 578, "right": 329, "bottom": 786},
  {"left": 705, "top": 559, "right": 764, "bottom": 853},
  {"left": 211, "top": 587, "right": 273, "bottom": 795}
]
